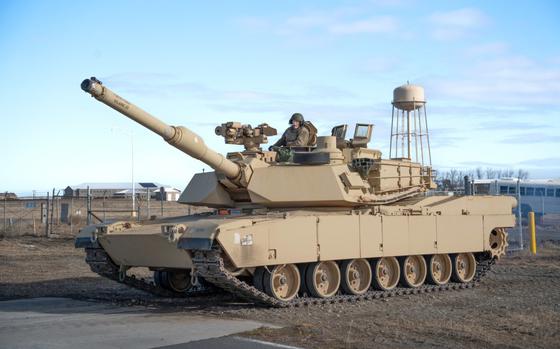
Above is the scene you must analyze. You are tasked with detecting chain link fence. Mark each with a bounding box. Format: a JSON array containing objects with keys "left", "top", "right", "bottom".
[{"left": 1, "top": 190, "right": 209, "bottom": 238}]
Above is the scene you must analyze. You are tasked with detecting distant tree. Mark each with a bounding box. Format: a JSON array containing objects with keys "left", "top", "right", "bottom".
[
  {"left": 517, "top": 169, "right": 529, "bottom": 180},
  {"left": 475, "top": 167, "right": 484, "bottom": 179},
  {"left": 486, "top": 167, "right": 497, "bottom": 179},
  {"left": 502, "top": 168, "right": 515, "bottom": 178},
  {"left": 436, "top": 166, "right": 531, "bottom": 192}
]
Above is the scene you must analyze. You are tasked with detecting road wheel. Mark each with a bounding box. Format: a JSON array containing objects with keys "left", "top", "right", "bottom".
[
  {"left": 427, "top": 254, "right": 452, "bottom": 285},
  {"left": 305, "top": 261, "right": 341, "bottom": 298},
  {"left": 341, "top": 259, "right": 372, "bottom": 295},
  {"left": 400, "top": 255, "right": 427, "bottom": 288},
  {"left": 263, "top": 264, "right": 300, "bottom": 302},
  {"left": 372, "top": 257, "right": 400, "bottom": 291},
  {"left": 451, "top": 253, "right": 477, "bottom": 283}
]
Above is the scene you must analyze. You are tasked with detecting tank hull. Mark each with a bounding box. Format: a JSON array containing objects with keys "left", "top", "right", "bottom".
[
  {"left": 76, "top": 195, "right": 514, "bottom": 304},
  {"left": 184, "top": 195, "right": 515, "bottom": 268}
]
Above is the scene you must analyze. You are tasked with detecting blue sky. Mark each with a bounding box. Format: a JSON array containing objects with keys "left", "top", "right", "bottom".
[{"left": 1, "top": 0, "right": 559, "bottom": 193}]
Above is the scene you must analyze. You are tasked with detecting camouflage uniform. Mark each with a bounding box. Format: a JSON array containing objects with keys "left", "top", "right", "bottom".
[{"left": 272, "top": 126, "right": 310, "bottom": 147}]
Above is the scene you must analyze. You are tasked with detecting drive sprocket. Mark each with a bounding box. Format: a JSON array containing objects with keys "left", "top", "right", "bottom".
[{"left": 489, "top": 228, "right": 508, "bottom": 259}]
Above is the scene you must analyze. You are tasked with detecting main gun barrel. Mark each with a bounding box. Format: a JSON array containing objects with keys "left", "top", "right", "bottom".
[{"left": 81, "top": 77, "right": 240, "bottom": 179}]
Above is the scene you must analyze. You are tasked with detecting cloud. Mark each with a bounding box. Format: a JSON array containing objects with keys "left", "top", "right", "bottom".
[
  {"left": 235, "top": 7, "right": 400, "bottom": 39},
  {"left": 466, "top": 42, "right": 509, "bottom": 56},
  {"left": 233, "top": 16, "right": 271, "bottom": 31},
  {"left": 329, "top": 16, "right": 398, "bottom": 34},
  {"left": 428, "top": 8, "right": 489, "bottom": 40},
  {"left": 427, "top": 55, "right": 560, "bottom": 106},
  {"left": 518, "top": 157, "right": 560, "bottom": 168},
  {"left": 499, "top": 133, "right": 560, "bottom": 144}
]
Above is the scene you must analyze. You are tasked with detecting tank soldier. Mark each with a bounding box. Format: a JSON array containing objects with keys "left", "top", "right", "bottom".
[{"left": 270, "top": 113, "right": 310, "bottom": 148}]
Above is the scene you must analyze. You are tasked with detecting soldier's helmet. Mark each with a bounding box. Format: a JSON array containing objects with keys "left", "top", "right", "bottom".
[{"left": 289, "top": 113, "right": 304, "bottom": 125}]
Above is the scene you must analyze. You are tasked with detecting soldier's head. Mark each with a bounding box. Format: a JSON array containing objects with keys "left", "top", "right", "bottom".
[{"left": 289, "top": 113, "right": 304, "bottom": 128}]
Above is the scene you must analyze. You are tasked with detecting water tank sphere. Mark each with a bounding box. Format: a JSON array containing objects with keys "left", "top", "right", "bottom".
[{"left": 393, "top": 84, "right": 425, "bottom": 111}]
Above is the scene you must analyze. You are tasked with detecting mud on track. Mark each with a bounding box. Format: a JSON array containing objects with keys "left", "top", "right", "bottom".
[{"left": 1, "top": 236, "right": 559, "bottom": 349}]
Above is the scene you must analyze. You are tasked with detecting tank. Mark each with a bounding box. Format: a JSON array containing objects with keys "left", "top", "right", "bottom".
[{"left": 76, "top": 77, "right": 515, "bottom": 306}]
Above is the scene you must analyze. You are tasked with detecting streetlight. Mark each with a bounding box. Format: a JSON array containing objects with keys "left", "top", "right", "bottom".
[{"left": 111, "top": 127, "right": 136, "bottom": 217}]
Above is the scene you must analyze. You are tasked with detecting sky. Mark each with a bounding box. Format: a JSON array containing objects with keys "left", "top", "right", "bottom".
[{"left": 1, "top": 0, "right": 559, "bottom": 194}]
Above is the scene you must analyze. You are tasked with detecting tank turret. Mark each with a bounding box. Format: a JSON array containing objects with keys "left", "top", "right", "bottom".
[{"left": 81, "top": 77, "right": 435, "bottom": 208}]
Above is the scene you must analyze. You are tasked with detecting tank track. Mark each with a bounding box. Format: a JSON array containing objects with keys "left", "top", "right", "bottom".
[
  {"left": 84, "top": 247, "right": 214, "bottom": 298},
  {"left": 192, "top": 249, "right": 496, "bottom": 308}
]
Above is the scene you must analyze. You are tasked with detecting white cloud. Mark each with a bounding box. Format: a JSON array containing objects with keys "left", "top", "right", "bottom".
[
  {"left": 233, "top": 16, "right": 271, "bottom": 31},
  {"left": 329, "top": 16, "right": 399, "bottom": 34},
  {"left": 428, "top": 55, "right": 560, "bottom": 106},
  {"left": 466, "top": 42, "right": 509, "bottom": 56},
  {"left": 236, "top": 8, "right": 399, "bottom": 38},
  {"left": 428, "top": 8, "right": 489, "bottom": 40}
]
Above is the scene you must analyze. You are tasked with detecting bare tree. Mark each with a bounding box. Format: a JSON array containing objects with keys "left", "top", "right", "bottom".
[
  {"left": 502, "top": 168, "right": 515, "bottom": 178},
  {"left": 517, "top": 169, "right": 529, "bottom": 180},
  {"left": 475, "top": 167, "right": 484, "bottom": 179},
  {"left": 485, "top": 167, "right": 497, "bottom": 179}
]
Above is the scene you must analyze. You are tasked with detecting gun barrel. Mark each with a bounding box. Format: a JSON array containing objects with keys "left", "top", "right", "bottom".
[{"left": 81, "top": 78, "right": 240, "bottom": 179}]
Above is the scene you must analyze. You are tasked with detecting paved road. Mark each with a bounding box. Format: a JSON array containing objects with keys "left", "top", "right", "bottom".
[{"left": 0, "top": 298, "right": 290, "bottom": 349}]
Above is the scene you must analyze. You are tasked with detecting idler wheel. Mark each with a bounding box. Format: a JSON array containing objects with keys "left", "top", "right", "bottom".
[
  {"left": 489, "top": 228, "right": 508, "bottom": 259},
  {"left": 399, "top": 255, "right": 427, "bottom": 288},
  {"left": 372, "top": 257, "right": 400, "bottom": 291},
  {"left": 341, "top": 259, "right": 372, "bottom": 295},
  {"left": 263, "top": 264, "right": 301, "bottom": 302},
  {"left": 427, "top": 254, "right": 452, "bottom": 285},
  {"left": 305, "top": 261, "right": 341, "bottom": 298},
  {"left": 451, "top": 253, "right": 477, "bottom": 283}
]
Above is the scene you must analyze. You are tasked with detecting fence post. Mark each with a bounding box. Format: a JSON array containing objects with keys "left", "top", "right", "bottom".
[
  {"left": 49, "top": 188, "right": 56, "bottom": 237},
  {"left": 45, "top": 192, "right": 50, "bottom": 237},
  {"left": 86, "top": 187, "right": 92, "bottom": 225},
  {"left": 70, "top": 196, "right": 74, "bottom": 235},
  {"left": 3, "top": 192, "right": 6, "bottom": 233},
  {"left": 160, "top": 187, "right": 164, "bottom": 217},
  {"left": 147, "top": 188, "right": 150, "bottom": 219}
]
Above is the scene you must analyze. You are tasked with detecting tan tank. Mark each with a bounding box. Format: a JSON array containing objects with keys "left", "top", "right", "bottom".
[{"left": 76, "top": 77, "right": 515, "bottom": 305}]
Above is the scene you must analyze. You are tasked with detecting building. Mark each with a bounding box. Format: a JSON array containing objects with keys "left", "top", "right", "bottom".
[
  {"left": 0, "top": 192, "right": 18, "bottom": 200},
  {"left": 473, "top": 178, "right": 560, "bottom": 216},
  {"left": 64, "top": 182, "right": 181, "bottom": 201}
]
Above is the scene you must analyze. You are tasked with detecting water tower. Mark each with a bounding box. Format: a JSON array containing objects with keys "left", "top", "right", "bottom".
[{"left": 389, "top": 83, "right": 432, "bottom": 166}]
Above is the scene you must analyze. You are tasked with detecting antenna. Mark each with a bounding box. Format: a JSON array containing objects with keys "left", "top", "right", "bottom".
[{"left": 389, "top": 83, "right": 432, "bottom": 167}]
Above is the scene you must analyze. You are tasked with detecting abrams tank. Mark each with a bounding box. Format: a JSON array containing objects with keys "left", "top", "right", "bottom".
[{"left": 76, "top": 77, "right": 515, "bottom": 306}]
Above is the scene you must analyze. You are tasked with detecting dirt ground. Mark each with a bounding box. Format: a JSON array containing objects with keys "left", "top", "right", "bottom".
[{"left": 1, "top": 236, "right": 559, "bottom": 349}]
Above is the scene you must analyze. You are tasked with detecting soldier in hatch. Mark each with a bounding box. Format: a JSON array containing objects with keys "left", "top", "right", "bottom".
[{"left": 271, "top": 113, "right": 310, "bottom": 148}]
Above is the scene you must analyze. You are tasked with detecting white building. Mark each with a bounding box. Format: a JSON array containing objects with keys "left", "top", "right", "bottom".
[
  {"left": 473, "top": 178, "right": 560, "bottom": 216},
  {"left": 64, "top": 182, "right": 181, "bottom": 201}
]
